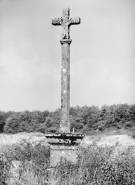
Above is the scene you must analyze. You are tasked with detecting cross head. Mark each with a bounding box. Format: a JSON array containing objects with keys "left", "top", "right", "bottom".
[{"left": 52, "top": 8, "right": 81, "bottom": 39}]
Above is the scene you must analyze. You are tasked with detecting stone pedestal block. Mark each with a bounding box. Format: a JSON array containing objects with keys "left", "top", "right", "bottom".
[{"left": 45, "top": 133, "right": 84, "bottom": 167}]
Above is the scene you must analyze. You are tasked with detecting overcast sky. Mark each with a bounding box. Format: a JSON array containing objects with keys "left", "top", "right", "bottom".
[{"left": 0, "top": 0, "right": 135, "bottom": 111}]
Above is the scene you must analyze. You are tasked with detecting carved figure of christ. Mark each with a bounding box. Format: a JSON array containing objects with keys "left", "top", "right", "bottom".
[
  {"left": 52, "top": 8, "right": 80, "bottom": 133},
  {"left": 52, "top": 8, "right": 80, "bottom": 39}
]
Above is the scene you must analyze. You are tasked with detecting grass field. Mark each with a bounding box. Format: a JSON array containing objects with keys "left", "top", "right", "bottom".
[{"left": 1, "top": 130, "right": 135, "bottom": 184}]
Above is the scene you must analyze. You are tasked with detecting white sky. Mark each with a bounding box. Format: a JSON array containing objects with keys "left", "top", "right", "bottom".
[{"left": 0, "top": 0, "right": 135, "bottom": 111}]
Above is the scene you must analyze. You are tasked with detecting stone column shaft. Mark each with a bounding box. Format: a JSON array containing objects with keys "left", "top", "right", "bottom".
[
  {"left": 52, "top": 8, "right": 80, "bottom": 133},
  {"left": 60, "top": 39, "right": 72, "bottom": 133}
]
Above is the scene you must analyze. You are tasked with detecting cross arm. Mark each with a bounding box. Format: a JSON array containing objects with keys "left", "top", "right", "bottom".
[
  {"left": 69, "top": 17, "right": 81, "bottom": 25},
  {"left": 52, "top": 18, "right": 62, "bottom": 26}
]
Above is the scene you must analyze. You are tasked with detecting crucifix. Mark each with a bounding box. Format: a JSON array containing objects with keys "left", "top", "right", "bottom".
[
  {"left": 45, "top": 8, "right": 84, "bottom": 167},
  {"left": 52, "top": 8, "right": 81, "bottom": 133}
]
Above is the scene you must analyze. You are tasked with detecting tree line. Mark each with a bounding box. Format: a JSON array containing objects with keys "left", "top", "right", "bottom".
[{"left": 0, "top": 104, "right": 135, "bottom": 134}]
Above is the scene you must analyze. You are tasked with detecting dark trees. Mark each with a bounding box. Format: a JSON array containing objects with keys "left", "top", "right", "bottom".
[{"left": 0, "top": 104, "right": 135, "bottom": 134}]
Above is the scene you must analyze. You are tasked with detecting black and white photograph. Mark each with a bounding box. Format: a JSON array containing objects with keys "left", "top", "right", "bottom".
[{"left": 0, "top": 0, "right": 135, "bottom": 184}]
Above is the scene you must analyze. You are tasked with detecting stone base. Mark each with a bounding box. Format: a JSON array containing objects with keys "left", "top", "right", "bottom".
[
  {"left": 50, "top": 145, "right": 78, "bottom": 166},
  {"left": 45, "top": 133, "right": 84, "bottom": 145},
  {"left": 45, "top": 133, "right": 84, "bottom": 167}
]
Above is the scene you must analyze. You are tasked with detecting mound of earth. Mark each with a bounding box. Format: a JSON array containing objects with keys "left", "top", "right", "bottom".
[
  {"left": 1, "top": 132, "right": 135, "bottom": 152},
  {"left": 82, "top": 134, "right": 135, "bottom": 159},
  {"left": 0, "top": 132, "right": 47, "bottom": 147},
  {"left": 82, "top": 134, "right": 135, "bottom": 146}
]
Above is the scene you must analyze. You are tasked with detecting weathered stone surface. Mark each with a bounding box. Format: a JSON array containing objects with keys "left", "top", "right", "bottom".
[
  {"left": 52, "top": 8, "right": 80, "bottom": 40},
  {"left": 50, "top": 145, "right": 78, "bottom": 166},
  {"left": 47, "top": 7, "right": 84, "bottom": 168},
  {"left": 60, "top": 39, "right": 71, "bottom": 133},
  {"left": 52, "top": 8, "right": 81, "bottom": 133},
  {"left": 45, "top": 133, "right": 84, "bottom": 166}
]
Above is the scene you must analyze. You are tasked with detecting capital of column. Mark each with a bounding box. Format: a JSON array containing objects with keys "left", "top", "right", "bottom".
[{"left": 60, "top": 39, "right": 72, "bottom": 45}]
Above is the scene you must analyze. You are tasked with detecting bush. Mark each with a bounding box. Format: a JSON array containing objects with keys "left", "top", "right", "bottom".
[
  {"left": 52, "top": 142, "right": 135, "bottom": 185},
  {"left": 1, "top": 139, "right": 50, "bottom": 184},
  {"left": 8, "top": 139, "right": 50, "bottom": 167},
  {"left": 0, "top": 155, "right": 11, "bottom": 184},
  {"left": 2, "top": 139, "right": 135, "bottom": 184}
]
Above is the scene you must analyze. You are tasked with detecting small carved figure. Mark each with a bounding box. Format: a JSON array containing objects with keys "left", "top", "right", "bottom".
[
  {"left": 61, "top": 18, "right": 70, "bottom": 39},
  {"left": 52, "top": 8, "right": 80, "bottom": 41}
]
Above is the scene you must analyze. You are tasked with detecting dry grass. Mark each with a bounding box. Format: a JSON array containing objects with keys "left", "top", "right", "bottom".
[
  {"left": 0, "top": 140, "right": 135, "bottom": 184},
  {"left": 1, "top": 131, "right": 135, "bottom": 184},
  {"left": 0, "top": 132, "right": 47, "bottom": 146}
]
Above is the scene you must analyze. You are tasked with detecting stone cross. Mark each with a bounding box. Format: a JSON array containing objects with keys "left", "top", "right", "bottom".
[{"left": 52, "top": 8, "right": 80, "bottom": 133}]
